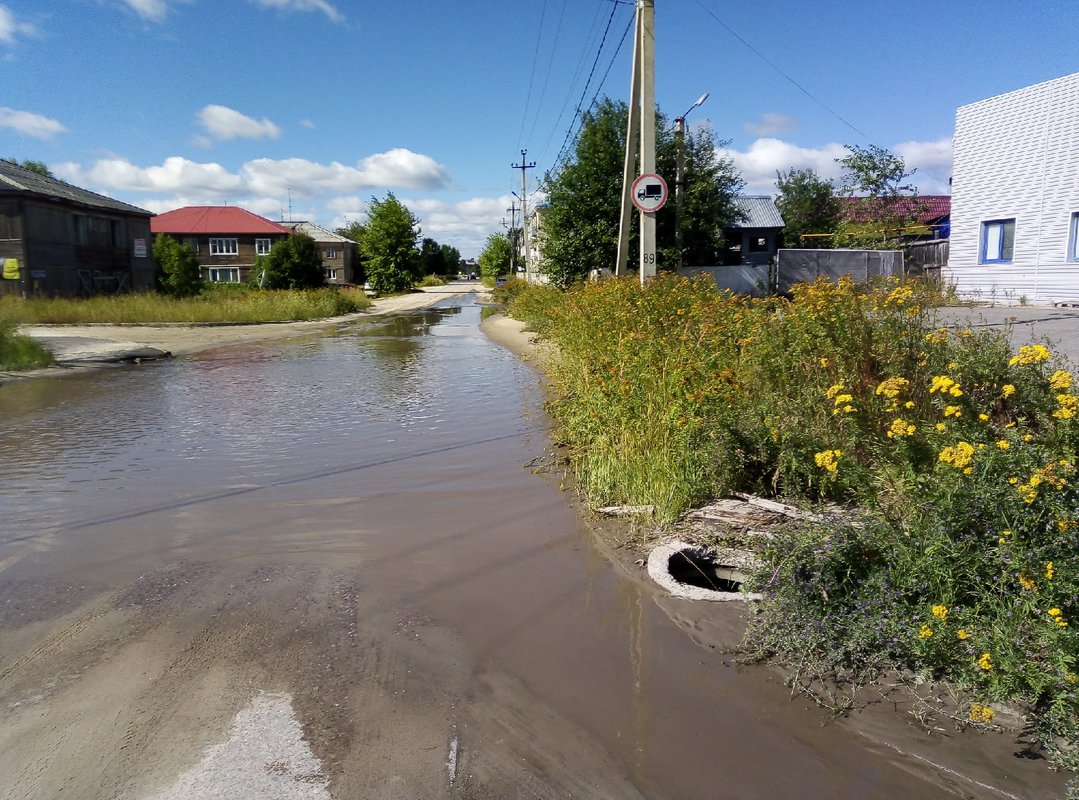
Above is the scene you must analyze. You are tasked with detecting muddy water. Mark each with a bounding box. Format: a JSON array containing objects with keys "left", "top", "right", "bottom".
[{"left": 0, "top": 299, "right": 1063, "bottom": 799}]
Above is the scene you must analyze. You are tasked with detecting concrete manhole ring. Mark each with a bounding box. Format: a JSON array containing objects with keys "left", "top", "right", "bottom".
[{"left": 646, "top": 539, "right": 762, "bottom": 602}]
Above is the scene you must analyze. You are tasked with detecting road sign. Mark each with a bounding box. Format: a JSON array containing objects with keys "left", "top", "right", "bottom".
[{"left": 631, "top": 173, "right": 668, "bottom": 213}]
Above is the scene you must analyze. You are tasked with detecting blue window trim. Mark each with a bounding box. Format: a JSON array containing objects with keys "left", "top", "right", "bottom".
[
  {"left": 1070, "top": 213, "right": 1079, "bottom": 262},
  {"left": 980, "top": 218, "right": 1015, "bottom": 264}
]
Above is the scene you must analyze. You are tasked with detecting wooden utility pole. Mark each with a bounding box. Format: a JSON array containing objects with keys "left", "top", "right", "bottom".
[
  {"left": 506, "top": 201, "right": 519, "bottom": 274},
  {"left": 615, "top": 0, "right": 658, "bottom": 284}
]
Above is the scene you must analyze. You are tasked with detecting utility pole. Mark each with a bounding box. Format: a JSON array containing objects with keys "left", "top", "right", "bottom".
[
  {"left": 506, "top": 201, "right": 519, "bottom": 274},
  {"left": 511, "top": 150, "right": 536, "bottom": 280},
  {"left": 615, "top": 0, "right": 658, "bottom": 285},
  {"left": 675, "top": 92, "right": 709, "bottom": 270}
]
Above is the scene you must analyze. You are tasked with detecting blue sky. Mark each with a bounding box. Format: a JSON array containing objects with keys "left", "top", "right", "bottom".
[{"left": 1, "top": 0, "right": 1076, "bottom": 257}]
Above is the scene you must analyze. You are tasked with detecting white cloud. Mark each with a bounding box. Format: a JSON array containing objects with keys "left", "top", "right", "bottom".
[
  {"left": 198, "top": 105, "right": 282, "bottom": 141},
  {"left": 0, "top": 5, "right": 35, "bottom": 44},
  {"left": 55, "top": 156, "right": 244, "bottom": 196},
  {"left": 122, "top": 0, "right": 169, "bottom": 23},
  {"left": 0, "top": 107, "right": 66, "bottom": 140},
  {"left": 718, "top": 136, "right": 953, "bottom": 196},
  {"left": 356, "top": 149, "right": 451, "bottom": 190},
  {"left": 299, "top": 118, "right": 316, "bottom": 130},
  {"left": 719, "top": 138, "right": 846, "bottom": 194},
  {"left": 743, "top": 113, "right": 795, "bottom": 137},
  {"left": 250, "top": 0, "right": 344, "bottom": 23}
]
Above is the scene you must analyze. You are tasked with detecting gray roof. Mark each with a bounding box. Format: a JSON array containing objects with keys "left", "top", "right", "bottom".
[
  {"left": 0, "top": 159, "right": 151, "bottom": 216},
  {"left": 278, "top": 220, "right": 353, "bottom": 244},
  {"left": 730, "top": 195, "right": 785, "bottom": 229}
]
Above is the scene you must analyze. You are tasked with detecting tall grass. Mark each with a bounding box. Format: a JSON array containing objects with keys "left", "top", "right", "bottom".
[
  {"left": 508, "top": 274, "right": 1079, "bottom": 775},
  {"left": 0, "top": 319, "right": 53, "bottom": 370},
  {"left": 0, "top": 287, "right": 370, "bottom": 324}
]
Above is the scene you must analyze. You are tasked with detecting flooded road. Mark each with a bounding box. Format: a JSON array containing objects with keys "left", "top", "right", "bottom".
[{"left": 0, "top": 298, "right": 1061, "bottom": 798}]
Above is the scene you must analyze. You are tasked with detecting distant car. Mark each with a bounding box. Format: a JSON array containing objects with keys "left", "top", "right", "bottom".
[
  {"left": 363, "top": 282, "right": 378, "bottom": 297},
  {"left": 468, "top": 272, "right": 476, "bottom": 280}
]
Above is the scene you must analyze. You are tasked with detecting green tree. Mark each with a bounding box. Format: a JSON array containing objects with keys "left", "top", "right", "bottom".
[
  {"left": 477, "top": 233, "right": 512, "bottom": 278},
  {"left": 835, "top": 144, "right": 919, "bottom": 248},
  {"left": 440, "top": 244, "right": 462, "bottom": 275},
  {"left": 417, "top": 237, "right": 446, "bottom": 276},
  {"left": 539, "top": 97, "right": 743, "bottom": 287},
  {"left": 356, "top": 192, "right": 421, "bottom": 293},
  {"left": 775, "top": 168, "right": 840, "bottom": 248},
  {"left": 152, "top": 234, "right": 203, "bottom": 297},
  {"left": 336, "top": 221, "right": 368, "bottom": 284},
  {"left": 258, "top": 233, "right": 324, "bottom": 289}
]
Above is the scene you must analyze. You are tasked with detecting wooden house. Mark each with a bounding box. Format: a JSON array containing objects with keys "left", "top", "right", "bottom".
[
  {"left": 945, "top": 71, "right": 1079, "bottom": 304},
  {"left": 722, "top": 196, "right": 785, "bottom": 266},
  {"left": 150, "top": 206, "right": 291, "bottom": 284},
  {"left": 278, "top": 221, "right": 357, "bottom": 284},
  {"left": 0, "top": 159, "right": 154, "bottom": 297}
]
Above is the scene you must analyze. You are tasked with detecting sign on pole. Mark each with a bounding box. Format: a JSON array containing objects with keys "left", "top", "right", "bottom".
[{"left": 631, "top": 173, "right": 668, "bottom": 213}]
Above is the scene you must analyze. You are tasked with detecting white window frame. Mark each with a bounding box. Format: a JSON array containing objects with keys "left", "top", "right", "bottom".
[
  {"left": 208, "top": 267, "right": 240, "bottom": 283},
  {"left": 209, "top": 238, "right": 239, "bottom": 256},
  {"left": 325, "top": 268, "right": 338, "bottom": 281},
  {"left": 325, "top": 248, "right": 336, "bottom": 259},
  {"left": 255, "top": 238, "right": 272, "bottom": 256},
  {"left": 1070, "top": 213, "right": 1079, "bottom": 262},
  {"left": 980, "top": 219, "right": 1015, "bottom": 264}
]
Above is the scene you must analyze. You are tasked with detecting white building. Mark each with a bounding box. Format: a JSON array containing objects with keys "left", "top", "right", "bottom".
[{"left": 945, "top": 71, "right": 1079, "bottom": 304}]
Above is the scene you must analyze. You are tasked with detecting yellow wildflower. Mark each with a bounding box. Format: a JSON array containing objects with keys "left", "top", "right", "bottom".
[
  {"left": 904, "top": 401, "right": 915, "bottom": 409},
  {"left": 1046, "top": 562, "right": 1055, "bottom": 580},
  {"left": 931, "top": 604, "right": 948, "bottom": 622},
  {"left": 936, "top": 423, "right": 946, "bottom": 432},
  {"left": 1048, "top": 608, "right": 1068, "bottom": 628},
  {"left": 957, "top": 629, "right": 971, "bottom": 640},
  {"left": 1019, "top": 573, "right": 1036, "bottom": 591},
  {"left": 919, "top": 624, "right": 934, "bottom": 639},
  {"left": 1053, "top": 394, "right": 1078, "bottom": 420},
  {"left": 969, "top": 704, "right": 995, "bottom": 724},
  {"left": 814, "top": 449, "right": 841, "bottom": 475},
  {"left": 929, "top": 375, "right": 958, "bottom": 395},
  {"left": 1050, "top": 370, "right": 1073, "bottom": 390},
  {"left": 886, "top": 418, "right": 916, "bottom": 439},
  {"left": 825, "top": 383, "right": 844, "bottom": 400},
  {"left": 939, "top": 441, "right": 975, "bottom": 470},
  {"left": 996, "top": 440, "right": 1010, "bottom": 449},
  {"left": 875, "top": 377, "right": 910, "bottom": 399},
  {"left": 1002, "top": 384, "right": 1016, "bottom": 398},
  {"left": 979, "top": 413, "right": 990, "bottom": 422},
  {"left": 819, "top": 357, "right": 830, "bottom": 368},
  {"left": 1009, "top": 344, "right": 1051, "bottom": 366},
  {"left": 944, "top": 405, "right": 962, "bottom": 418},
  {"left": 978, "top": 652, "right": 993, "bottom": 671}
]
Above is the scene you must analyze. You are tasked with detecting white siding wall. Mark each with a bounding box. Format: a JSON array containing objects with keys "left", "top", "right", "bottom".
[{"left": 946, "top": 72, "right": 1079, "bottom": 304}]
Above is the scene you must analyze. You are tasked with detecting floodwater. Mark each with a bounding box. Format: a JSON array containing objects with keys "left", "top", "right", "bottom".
[{"left": 0, "top": 298, "right": 1064, "bottom": 799}]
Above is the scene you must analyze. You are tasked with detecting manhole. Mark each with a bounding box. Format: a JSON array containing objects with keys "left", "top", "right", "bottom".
[{"left": 647, "top": 540, "right": 761, "bottom": 602}]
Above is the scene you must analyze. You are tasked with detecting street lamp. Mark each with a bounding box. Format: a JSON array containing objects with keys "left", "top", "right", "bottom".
[{"left": 675, "top": 92, "right": 709, "bottom": 270}]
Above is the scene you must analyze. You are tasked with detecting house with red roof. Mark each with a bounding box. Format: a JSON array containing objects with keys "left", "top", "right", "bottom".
[
  {"left": 838, "top": 195, "right": 951, "bottom": 242},
  {"left": 150, "top": 206, "right": 291, "bottom": 284}
]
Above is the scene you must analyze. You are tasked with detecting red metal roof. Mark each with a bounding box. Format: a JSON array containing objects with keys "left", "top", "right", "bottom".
[
  {"left": 150, "top": 206, "right": 292, "bottom": 235},
  {"left": 840, "top": 195, "right": 950, "bottom": 224}
]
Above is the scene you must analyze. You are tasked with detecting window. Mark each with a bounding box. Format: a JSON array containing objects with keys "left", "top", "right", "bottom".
[
  {"left": 111, "top": 220, "right": 124, "bottom": 248},
  {"left": 184, "top": 237, "right": 199, "bottom": 254},
  {"left": 325, "top": 248, "right": 336, "bottom": 259},
  {"left": 1070, "top": 213, "right": 1079, "bottom": 261},
  {"left": 255, "top": 238, "right": 272, "bottom": 256},
  {"left": 209, "top": 238, "right": 238, "bottom": 255},
  {"left": 749, "top": 237, "right": 769, "bottom": 253},
  {"left": 208, "top": 267, "right": 240, "bottom": 283},
  {"left": 72, "top": 215, "right": 88, "bottom": 245},
  {"left": 981, "top": 219, "right": 1015, "bottom": 263},
  {"left": 325, "top": 269, "right": 337, "bottom": 281}
]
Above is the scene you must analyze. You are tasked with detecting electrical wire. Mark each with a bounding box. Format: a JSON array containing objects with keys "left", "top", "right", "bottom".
[
  {"left": 525, "top": 0, "right": 568, "bottom": 145},
  {"left": 516, "top": 0, "right": 549, "bottom": 152}
]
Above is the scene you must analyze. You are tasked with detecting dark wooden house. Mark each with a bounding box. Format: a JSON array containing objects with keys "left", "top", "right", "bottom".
[
  {"left": 0, "top": 159, "right": 154, "bottom": 297},
  {"left": 279, "top": 221, "right": 357, "bottom": 285}
]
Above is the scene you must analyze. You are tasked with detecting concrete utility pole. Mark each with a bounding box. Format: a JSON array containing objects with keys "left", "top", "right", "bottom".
[
  {"left": 615, "top": 0, "right": 658, "bottom": 284},
  {"left": 506, "top": 201, "right": 519, "bottom": 273},
  {"left": 511, "top": 151, "right": 536, "bottom": 280},
  {"left": 675, "top": 92, "right": 709, "bottom": 270}
]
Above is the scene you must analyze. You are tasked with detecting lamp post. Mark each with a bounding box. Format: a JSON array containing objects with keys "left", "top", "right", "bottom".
[{"left": 675, "top": 92, "right": 709, "bottom": 270}]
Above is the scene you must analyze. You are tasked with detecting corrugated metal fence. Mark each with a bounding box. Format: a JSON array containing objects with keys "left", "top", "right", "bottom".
[{"left": 776, "top": 249, "right": 903, "bottom": 293}]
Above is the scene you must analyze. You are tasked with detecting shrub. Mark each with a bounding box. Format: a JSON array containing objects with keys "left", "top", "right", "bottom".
[{"left": 0, "top": 318, "right": 53, "bottom": 370}]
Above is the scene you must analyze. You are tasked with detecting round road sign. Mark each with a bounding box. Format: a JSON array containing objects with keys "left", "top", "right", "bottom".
[{"left": 631, "top": 173, "right": 668, "bottom": 213}]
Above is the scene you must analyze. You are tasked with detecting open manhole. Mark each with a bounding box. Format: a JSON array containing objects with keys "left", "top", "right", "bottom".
[{"left": 647, "top": 540, "right": 761, "bottom": 602}]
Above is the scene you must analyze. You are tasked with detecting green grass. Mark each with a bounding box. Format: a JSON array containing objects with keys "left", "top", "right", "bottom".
[
  {"left": 0, "top": 287, "right": 371, "bottom": 324},
  {"left": 0, "top": 319, "right": 53, "bottom": 370},
  {"left": 507, "top": 274, "right": 1079, "bottom": 778}
]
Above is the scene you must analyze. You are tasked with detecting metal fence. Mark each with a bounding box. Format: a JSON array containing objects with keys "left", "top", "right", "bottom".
[
  {"left": 775, "top": 249, "right": 903, "bottom": 293},
  {"left": 680, "top": 265, "right": 771, "bottom": 296}
]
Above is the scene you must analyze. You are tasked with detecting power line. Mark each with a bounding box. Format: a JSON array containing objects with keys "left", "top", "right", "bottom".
[
  {"left": 547, "top": 0, "right": 627, "bottom": 174},
  {"left": 516, "top": 0, "right": 549, "bottom": 152},
  {"left": 690, "top": 0, "right": 872, "bottom": 143},
  {"left": 526, "top": 0, "right": 569, "bottom": 145}
]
